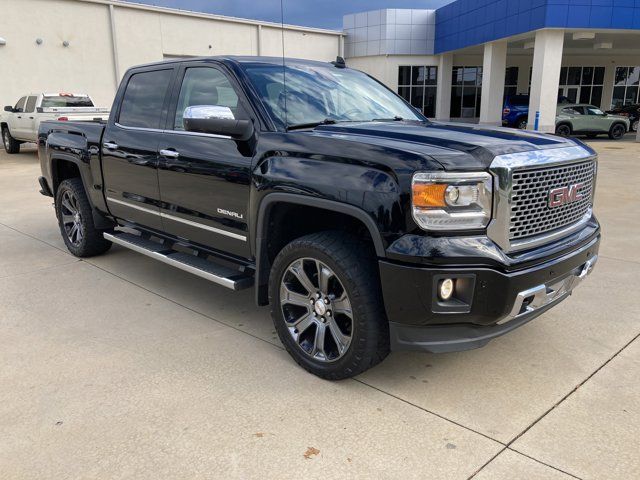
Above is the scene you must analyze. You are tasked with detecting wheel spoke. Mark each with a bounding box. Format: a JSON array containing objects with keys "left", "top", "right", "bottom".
[
  {"left": 280, "top": 283, "right": 311, "bottom": 308},
  {"left": 75, "top": 224, "right": 83, "bottom": 243},
  {"left": 61, "top": 214, "right": 75, "bottom": 225},
  {"left": 292, "top": 314, "right": 314, "bottom": 334},
  {"left": 312, "top": 323, "right": 327, "bottom": 359},
  {"left": 327, "top": 318, "right": 350, "bottom": 354},
  {"left": 332, "top": 293, "right": 352, "bottom": 317},
  {"left": 289, "top": 260, "right": 316, "bottom": 295},
  {"left": 69, "top": 224, "right": 78, "bottom": 243},
  {"left": 316, "top": 261, "right": 331, "bottom": 294},
  {"left": 61, "top": 198, "right": 75, "bottom": 214}
]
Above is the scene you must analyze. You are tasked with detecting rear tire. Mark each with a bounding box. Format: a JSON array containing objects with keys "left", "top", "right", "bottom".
[
  {"left": 55, "top": 178, "right": 112, "bottom": 257},
  {"left": 516, "top": 117, "right": 528, "bottom": 130},
  {"left": 269, "top": 231, "right": 389, "bottom": 380},
  {"left": 555, "top": 124, "right": 572, "bottom": 137},
  {"left": 2, "top": 127, "right": 20, "bottom": 154},
  {"left": 608, "top": 123, "right": 626, "bottom": 140},
  {"left": 631, "top": 119, "right": 638, "bottom": 133}
]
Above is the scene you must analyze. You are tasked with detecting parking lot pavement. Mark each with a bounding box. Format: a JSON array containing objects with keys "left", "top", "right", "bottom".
[{"left": 0, "top": 140, "right": 639, "bottom": 479}]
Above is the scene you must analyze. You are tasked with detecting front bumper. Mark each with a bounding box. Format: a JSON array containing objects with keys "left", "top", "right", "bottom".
[{"left": 380, "top": 233, "right": 600, "bottom": 353}]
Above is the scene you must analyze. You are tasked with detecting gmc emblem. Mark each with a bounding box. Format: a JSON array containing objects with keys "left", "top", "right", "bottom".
[{"left": 548, "top": 183, "right": 585, "bottom": 208}]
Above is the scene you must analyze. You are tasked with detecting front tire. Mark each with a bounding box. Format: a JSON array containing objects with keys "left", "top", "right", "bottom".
[
  {"left": 269, "top": 231, "right": 389, "bottom": 380},
  {"left": 2, "top": 127, "right": 20, "bottom": 154},
  {"left": 55, "top": 178, "right": 112, "bottom": 257},
  {"left": 608, "top": 123, "right": 626, "bottom": 140},
  {"left": 555, "top": 124, "right": 572, "bottom": 137}
]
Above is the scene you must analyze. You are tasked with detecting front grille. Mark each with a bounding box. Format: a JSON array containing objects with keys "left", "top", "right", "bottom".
[{"left": 509, "top": 160, "right": 596, "bottom": 241}]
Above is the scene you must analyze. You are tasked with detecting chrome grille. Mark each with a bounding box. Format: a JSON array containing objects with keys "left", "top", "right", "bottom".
[{"left": 509, "top": 160, "right": 596, "bottom": 241}]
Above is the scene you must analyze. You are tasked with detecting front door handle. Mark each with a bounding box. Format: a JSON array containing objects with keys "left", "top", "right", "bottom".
[
  {"left": 103, "top": 142, "right": 119, "bottom": 150},
  {"left": 159, "top": 149, "right": 180, "bottom": 159}
]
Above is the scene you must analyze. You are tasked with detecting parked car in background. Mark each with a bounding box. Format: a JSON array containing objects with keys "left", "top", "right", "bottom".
[
  {"left": 1, "top": 93, "right": 109, "bottom": 153},
  {"left": 502, "top": 94, "right": 570, "bottom": 129},
  {"left": 606, "top": 104, "right": 639, "bottom": 132},
  {"left": 555, "top": 104, "right": 629, "bottom": 140}
]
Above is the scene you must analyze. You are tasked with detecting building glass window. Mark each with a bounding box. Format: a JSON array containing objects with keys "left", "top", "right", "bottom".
[
  {"left": 612, "top": 67, "right": 640, "bottom": 108},
  {"left": 504, "top": 67, "right": 519, "bottom": 100},
  {"left": 450, "top": 66, "right": 482, "bottom": 118},
  {"left": 397, "top": 66, "right": 438, "bottom": 118},
  {"left": 558, "top": 66, "right": 605, "bottom": 106}
]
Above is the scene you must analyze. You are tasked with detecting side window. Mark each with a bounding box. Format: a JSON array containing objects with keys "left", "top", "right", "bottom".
[
  {"left": 14, "top": 97, "right": 27, "bottom": 112},
  {"left": 118, "top": 69, "right": 173, "bottom": 129},
  {"left": 173, "top": 67, "right": 247, "bottom": 131},
  {"left": 24, "top": 96, "right": 37, "bottom": 113},
  {"left": 563, "top": 107, "right": 582, "bottom": 115}
]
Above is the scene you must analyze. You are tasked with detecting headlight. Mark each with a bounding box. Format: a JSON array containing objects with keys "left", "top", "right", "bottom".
[{"left": 412, "top": 172, "right": 493, "bottom": 231}]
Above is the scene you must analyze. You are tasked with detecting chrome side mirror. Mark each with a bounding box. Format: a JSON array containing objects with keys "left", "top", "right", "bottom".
[{"left": 182, "top": 105, "right": 254, "bottom": 141}]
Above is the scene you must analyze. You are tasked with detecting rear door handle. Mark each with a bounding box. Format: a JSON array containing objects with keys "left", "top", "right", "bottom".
[
  {"left": 159, "top": 149, "right": 180, "bottom": 159},
  {"left": 103, "top": 142, "right": 119, "bottom": 150}
]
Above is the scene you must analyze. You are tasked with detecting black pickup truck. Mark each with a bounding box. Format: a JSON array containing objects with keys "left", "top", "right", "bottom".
[{"left": 38, "top": 56, "right": 600, "bottom": 379}]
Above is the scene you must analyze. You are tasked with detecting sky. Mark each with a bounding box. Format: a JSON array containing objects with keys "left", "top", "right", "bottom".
[{"left": 122, "top": 0, "right": 454, "bottom": 30}]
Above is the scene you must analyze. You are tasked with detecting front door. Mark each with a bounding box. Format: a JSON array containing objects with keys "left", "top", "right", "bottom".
[
  {"left": 157, "top": 63, "right": 254, "bottom": 259},
  {"left": 102, "top": 67, "right": 176, "bottom": 231}
]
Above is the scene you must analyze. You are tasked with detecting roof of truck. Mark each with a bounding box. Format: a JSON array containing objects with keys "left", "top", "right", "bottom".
[{"left": 131, "top": 56, "right": 340, "bottom": 70}]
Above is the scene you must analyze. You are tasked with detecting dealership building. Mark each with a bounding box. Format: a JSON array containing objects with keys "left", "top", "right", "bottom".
[{"left": 1, "top": 0, "right": 640, "bottom": 134}]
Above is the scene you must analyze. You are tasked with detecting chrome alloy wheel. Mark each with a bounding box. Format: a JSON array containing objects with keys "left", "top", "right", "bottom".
[
  {"left": 279, "top": 258, "right": 353, "bottom": 362},
  {"left": 60, "top": 190, "right": 83, "bottom": 246},
  {"left": 2, "top": 129, "right": 9, "bottom": 149}
]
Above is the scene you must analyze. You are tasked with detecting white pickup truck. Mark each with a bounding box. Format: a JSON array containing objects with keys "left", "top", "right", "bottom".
[{"left": 1, "top": 93, "right": 109, "bottom": 154}]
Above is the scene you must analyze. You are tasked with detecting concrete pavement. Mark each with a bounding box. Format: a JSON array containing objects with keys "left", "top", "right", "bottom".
[{"left": 0, "top": 139, "right": 639, "bottom": 479}]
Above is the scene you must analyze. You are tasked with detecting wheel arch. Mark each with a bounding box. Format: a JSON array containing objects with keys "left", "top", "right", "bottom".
[
  {"left": 254, "top": 193, "right": 386, "bottom": 306},
  {"left": 556, "top": 121, "right": 573, "bottom": 134}
]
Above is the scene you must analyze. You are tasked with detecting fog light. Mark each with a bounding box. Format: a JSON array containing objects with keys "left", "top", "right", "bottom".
[{"left": 438, "top": 278, "right": 454, "bottom": 301}]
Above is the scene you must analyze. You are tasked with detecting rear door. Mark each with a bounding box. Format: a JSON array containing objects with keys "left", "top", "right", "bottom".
[
  {"left": 102, "top": 66, "right": 176, "bottom": 231},
  {"left": 20, "top": 96, "right": 38, "bottom": 141},
  {"left": 156, "top": 62, "right": 254, "bottom": 258}
]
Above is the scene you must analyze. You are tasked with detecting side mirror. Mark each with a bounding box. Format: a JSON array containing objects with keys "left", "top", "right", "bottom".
[
  {"left": 4, "top": 106, "right": 14, "bottom": 112},
  {"left": 183, "top": 105, "right": 254, "bottom": 141}
]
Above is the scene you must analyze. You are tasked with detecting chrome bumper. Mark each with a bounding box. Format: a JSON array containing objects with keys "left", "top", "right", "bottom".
[{"left": 498, "top": 255, "right": 598, "bottom": 325}]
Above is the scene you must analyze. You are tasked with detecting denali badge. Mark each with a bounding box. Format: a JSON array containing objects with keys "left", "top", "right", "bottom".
[
  {"left": 217, "top": 208, "right": 244, "bottom": 220},
  {"left": 548, "top": 183, "right": 584, "bottom": 208}
]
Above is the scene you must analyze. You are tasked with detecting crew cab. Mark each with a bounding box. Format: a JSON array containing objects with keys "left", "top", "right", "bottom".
[
  {"left": 2, "top": 93, "right": 109, "bottom": 153},
  {"left": 37, "top": 57, "right": 600, "bottom": 379}
]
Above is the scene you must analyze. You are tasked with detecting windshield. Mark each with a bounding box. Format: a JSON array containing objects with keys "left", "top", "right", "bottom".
[
  {"left": 242, "top": 63, "right": 424, "bottom": 129},
  {"left": 41, "top": 95, "right": 94, "bottom": 108}
]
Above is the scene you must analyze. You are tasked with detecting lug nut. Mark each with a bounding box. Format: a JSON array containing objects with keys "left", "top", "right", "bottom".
[
  {"left": 324, "top": 297, "right": 330, "bottom": 304},
  {"left": 316, "top": 292, "right": 321, "bottom": 299},
  {"left": 310, "top": 298, "right": 315, "bottom": 305},
  {"left": 327, "top": 311, "right": 332, "bottom": 317}
]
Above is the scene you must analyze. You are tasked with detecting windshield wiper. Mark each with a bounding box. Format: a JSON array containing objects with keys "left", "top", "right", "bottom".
[
  {"left": 286, "top": 118, "right": 337, "bottom": 131},
  {"left": 372, "top": 116, "right": 404, "bottom": 122}
]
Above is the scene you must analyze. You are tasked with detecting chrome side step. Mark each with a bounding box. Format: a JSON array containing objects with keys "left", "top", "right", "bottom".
[{"left": 103, "top": 232, "right": 253, "bottom": 290}]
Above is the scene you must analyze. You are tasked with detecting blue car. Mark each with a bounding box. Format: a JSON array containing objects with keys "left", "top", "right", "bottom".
[{"left": 502, "top": 95, "right": 570, "bottom": 129}]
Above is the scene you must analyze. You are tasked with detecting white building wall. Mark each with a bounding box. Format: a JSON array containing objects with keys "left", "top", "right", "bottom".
[{"left": 0, "top": 0, "right": 342, "bottom": 109}]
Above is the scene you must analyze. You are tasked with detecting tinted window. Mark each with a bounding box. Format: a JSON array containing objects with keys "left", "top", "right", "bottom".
[
  {"left": 509, "top": 95, "right": 529, "bottom": 106},
  {"left": 118, "top": 69, "right": 173, "bottom": 129},
  {"left": 586, "top": 106, "right": 604, "bottom": 116},
  {"left": 41, "top": 95, "right": 94, "bottom": 108},
  {"left": 24, "top": 96, "right": 37, "bottom": 113},
  {"left": 173, "top": 67, "right": 245, "bottom": 130},
  {"left": 14, "top": 97, "right": 27, "bottom": 112}
]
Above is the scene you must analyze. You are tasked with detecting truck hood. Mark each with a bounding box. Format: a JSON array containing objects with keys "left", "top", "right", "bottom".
[{"left": 309, "top": 121, "right": 582, "bottom": 171}]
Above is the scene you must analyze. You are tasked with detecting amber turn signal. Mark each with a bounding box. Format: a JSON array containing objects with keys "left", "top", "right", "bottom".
[{"left": 412, "top": 183, "right": 447, "bottom": 208}]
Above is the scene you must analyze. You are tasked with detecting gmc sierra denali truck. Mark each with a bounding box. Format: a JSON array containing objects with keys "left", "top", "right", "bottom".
[{"left": 38, "top": 57, "right": 600, "bottom": 379}]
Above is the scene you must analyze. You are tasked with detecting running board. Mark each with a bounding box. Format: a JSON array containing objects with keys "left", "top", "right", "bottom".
[{"left": 103, "top": 232, "right": 253, "bottom": 290}]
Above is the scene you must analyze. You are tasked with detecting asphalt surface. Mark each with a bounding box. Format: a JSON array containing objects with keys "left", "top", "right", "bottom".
[{"left": 0, "top": 137, "right": 639, "bottom": 479}]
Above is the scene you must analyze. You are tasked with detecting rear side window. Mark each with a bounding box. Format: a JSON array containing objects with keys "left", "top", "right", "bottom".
[
  {"left": 118, "top": 69, "right": 173, "bottom": 129},
  {"left": 24, "top": 96, "right": 37, "bottom": 113},
  {"left": 509, "top": 95, "right": 529, "bottom": 106}
]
